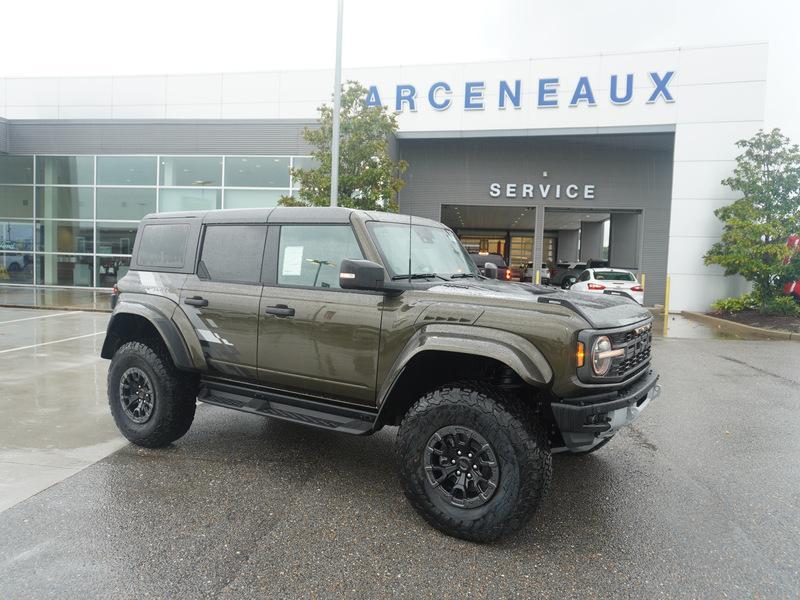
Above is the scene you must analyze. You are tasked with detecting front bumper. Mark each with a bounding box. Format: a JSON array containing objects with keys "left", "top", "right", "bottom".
[{"left": 550, "top": 369, "right": 661, "bottom": 452}]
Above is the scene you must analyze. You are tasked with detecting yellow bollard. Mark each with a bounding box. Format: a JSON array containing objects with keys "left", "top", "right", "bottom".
[
  {"left": 662, "top": 274, "right": 671, "bottom": 336},
  {"left": 641, "top": 273, "right": 646, "bottom": 291},
  {"left": 535, "top": 270, "right": 541, "bottom": 285}
]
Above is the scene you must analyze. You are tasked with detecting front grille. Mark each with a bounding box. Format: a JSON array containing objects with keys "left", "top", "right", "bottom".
[{"left": 609, "top": 323, "right": 652, "bottom": 378}]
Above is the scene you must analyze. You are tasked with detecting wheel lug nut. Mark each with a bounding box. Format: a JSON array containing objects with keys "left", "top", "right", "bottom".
[
  {"left": 467, "top": 474, "right": 472, "bottom": 478},
  {"left": 451, "top": 459, "right": 456, "bottom": 464},
  {"left": 468, "top": 453, "right": 472, "bottom": 458},
  {"left": 457, "top": 451, "right": 461, "bottom": 455},
  {"left": 456, "top": 471, "right": 460, "bottom": 475},
  {"left": 473, "top": 464, "right": 478, "bottom": 469}
]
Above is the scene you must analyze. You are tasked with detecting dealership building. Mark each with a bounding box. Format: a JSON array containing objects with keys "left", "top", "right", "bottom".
[{"left": 0, "top": 42, "right": 767, "bottom": 310}]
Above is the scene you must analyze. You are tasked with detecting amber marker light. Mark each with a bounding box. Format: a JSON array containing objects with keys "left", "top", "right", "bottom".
[{"left": 576, "top": 341, "right": 585, "bottom": 367}]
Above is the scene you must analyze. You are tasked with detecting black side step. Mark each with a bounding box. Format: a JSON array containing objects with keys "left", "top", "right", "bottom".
[{"left": 198, "top": 378, "right": 377, "bottom": 436}]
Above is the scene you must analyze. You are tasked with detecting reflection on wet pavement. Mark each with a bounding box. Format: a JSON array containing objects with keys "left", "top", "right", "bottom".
[{"left": 0, "top": 308, "right": 125, "bottom": 512}]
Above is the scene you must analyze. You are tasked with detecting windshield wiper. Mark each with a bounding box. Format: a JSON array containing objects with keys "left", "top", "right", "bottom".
[
  {"left": 391, "top": 273, "right": 449, "bottom": 281},
  {"left": 450, "top": 273, "right": 478, "bottom": 279}
]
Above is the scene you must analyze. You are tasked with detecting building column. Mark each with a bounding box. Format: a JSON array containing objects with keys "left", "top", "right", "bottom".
[
  {"left": 557, "top": 229, "right": 579, "bottom": 262},
  {"left": 579, "top": 221, "right": 604, "bottom": 262},
  {"left": 531, "top": 205, "right": 544, "bottom": 276},
  {"left": 609, "top": 212, "right": 640, "bottom": 269}
]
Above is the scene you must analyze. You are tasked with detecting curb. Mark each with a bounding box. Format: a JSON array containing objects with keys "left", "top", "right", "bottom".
[
  {"left": 682, "top": 311, "right": 800, "bottom": 342},
  {"left": 0, "top": 303, "right": 111, "bottom": 314}
]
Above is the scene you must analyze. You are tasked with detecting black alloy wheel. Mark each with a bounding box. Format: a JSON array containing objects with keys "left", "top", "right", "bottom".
[
  {"left": 119, "top": 367, "right": 155, "bottom": 424},
  {"left": 424, "top": 425, "right": 500, "bottom": 509}
]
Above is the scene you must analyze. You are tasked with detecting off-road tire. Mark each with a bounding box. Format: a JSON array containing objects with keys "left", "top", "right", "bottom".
[
  {"left": 108, "top": 341, "right": 198, "bottom": 448},
  {"left": 397, "top": 382, "right": 552, "bottom": 542},
  {"left": 568, "top": 435, "right": 614, "bottom": 456}
]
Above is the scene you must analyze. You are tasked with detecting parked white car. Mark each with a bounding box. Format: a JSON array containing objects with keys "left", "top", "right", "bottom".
[{"left": 570, "top": 268, "right": 644, "bottom": 304}]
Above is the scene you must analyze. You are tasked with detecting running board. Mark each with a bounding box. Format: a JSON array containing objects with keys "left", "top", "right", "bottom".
[{"left": 197, "top": 378, "right": 377, "bottom": 436}]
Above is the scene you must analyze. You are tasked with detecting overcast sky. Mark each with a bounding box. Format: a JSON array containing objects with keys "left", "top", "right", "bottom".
[{"left": 2, "top": 0, "right": 798, "bottom": 139}]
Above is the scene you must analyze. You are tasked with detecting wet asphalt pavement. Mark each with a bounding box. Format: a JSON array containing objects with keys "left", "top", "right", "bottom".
[{"left": 0, "top": 308, "right": 799, "bottom": 598}]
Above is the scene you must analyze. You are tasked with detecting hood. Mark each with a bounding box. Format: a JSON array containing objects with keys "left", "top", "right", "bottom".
[{"left": 424, "top": 280, "right": 651, "bottom": 329}]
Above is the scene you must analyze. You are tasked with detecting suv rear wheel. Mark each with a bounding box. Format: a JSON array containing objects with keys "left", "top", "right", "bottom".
[
  {"left": 397, "top": 382, "right": 552, "bottom": 542},
  {"left": 108, "top": 341, "right": 198, "bottom": 448}
]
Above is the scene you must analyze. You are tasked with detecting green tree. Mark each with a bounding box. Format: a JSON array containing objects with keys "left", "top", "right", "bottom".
[
  {"left": 704, "top": 128, "right": 800, "bottom": 308},
  {"left": 280, "top": 81, "right": 407, "bottom": 211}
]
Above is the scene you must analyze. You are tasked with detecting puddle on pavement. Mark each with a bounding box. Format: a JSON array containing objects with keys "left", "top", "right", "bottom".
[{"left": 652, "top": 314, "right": 750, "bottom": 340}]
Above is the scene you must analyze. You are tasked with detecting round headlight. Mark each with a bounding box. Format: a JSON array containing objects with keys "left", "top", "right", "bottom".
[{"left": 591, "top": 336, "right": 613, "bottom": 376}]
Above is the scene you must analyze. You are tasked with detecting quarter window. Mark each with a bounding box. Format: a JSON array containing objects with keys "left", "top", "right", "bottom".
[
  {"left": 277, "top": 225, "right": 363, "bottom": 289},
  {"left": 136, "top": 223, "right": 189, "bottom": 269},
  {"left": 199, "top": 224, "right": 266, "bottom": 283}
]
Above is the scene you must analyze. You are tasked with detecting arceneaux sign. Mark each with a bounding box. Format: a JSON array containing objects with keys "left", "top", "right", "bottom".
[
  {"left": 489, "top": 182, "right": 596, "bottom": 200},
  {"left": 366, "top": 72, "right": 675, "bottom": 112}
]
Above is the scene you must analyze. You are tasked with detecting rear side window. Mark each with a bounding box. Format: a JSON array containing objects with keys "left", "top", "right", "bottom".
[
  {"left": 199, "top": 224, "right": 267, "bottom": 283},
  {"left": 137, "top": 223, "right": 189, "bottom": 269}
]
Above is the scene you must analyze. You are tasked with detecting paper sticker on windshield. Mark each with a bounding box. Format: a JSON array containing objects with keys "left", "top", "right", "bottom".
[{"left": 282, "top": 246, "right": 304, "bottom": 276}]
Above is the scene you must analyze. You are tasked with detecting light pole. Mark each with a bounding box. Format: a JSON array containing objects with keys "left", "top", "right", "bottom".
[{"left": 330, "top": 0, "right": 344, "bottom": 208}]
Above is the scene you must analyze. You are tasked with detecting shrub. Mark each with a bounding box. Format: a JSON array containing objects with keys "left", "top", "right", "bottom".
[
  {"left": 711, "top": 293, "right": 759, "bottom": 313},
  {"left": 762, "top": 295, "right": 800, "bottom": 316}
]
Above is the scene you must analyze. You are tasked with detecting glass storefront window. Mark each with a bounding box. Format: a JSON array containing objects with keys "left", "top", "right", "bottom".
[
  {"left": 96, "top": 222, "right": 138, "bottom": 255},
  {"left": 0, "top": 153, "right": 315, "bottom": 287},
  {"left": 159, "top": 189, "right": 220, "bottom": 213},
  {"left": 159, "top": 156, "right": 222, "bottom": 187},
  {"left": 97, "top": 188, "right": 156, "bottom": 220},
  {"left": 225, "top": 157, "right": 290, "bottom": 188},
  {"left": 0, "top": 156, "right": 34, "bottom": 184},
  {"left": 96, "top": 256, "right": 131, "bottom": 288},
  {"left": 35, "top": 254, "right": 94, "bottom": 287},
  {"left": 97, "top": 156, "right": 158, "bottom": 186},
  {"left": 0, "top": 253, "right": 34, "bottom": 284},
  {"left": 35, "top": 187, "right": 94, "bottom": 220},
  {"left": 35, "top": 220, "right": 94, "bottom": 253},
  {"left": 0, "top": 186, "right": 34, "bottom": 219},
  {"left": 36, "top": 156, "right": 94, "bottom": 186},
  {"left": 0, "top": 221, "right": 34, "bottom": 251},
  {"left": 224, "top": 189, "right": 285, "bottom": 209}
]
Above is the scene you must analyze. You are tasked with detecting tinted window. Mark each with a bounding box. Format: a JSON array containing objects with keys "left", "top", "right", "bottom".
[
  {"left": 97, "top": 156, "right": 157, "bottom": 185},
  {"left": 225, "top": 157, "right": 289, "bottom": 187},
  {"left": 594, "top": 271, "right": 635, "bottom": 281},
  {"left": 579, "top": 270, "right": 591, "bottom": 282},
  {"left": 36, "top": 156, "right": 94, "bottom": 185},
  {"left": 199, "top": 225, "right": 266, "bottom": 283},
  {"left": 97, "top": 188, "right": 156, "bottom": 220},
  {"left": 278, "top": 225, "right": 363, "bottom": 289},
  {"left": 137, "top": 224, "right": 189, "bottom": 269},
  {"left": 471, "top": 253, "right": 506, "bottom": 268},
  {"left": 159, "top": 156, "right": 222, "bottom": 187},
  {"left": 0, "top": 156, "right": 34, "bottom": 184}
]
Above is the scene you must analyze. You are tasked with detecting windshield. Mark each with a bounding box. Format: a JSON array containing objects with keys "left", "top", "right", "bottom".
[
  {"left": 594, "top": 270, "right": 635, "bottom": 281},
  {"left": 368, "top": 222, "right": 478, "bottom": 278}
]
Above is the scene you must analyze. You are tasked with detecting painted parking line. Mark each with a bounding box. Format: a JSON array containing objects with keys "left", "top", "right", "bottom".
[
  {"left": 0, "top": 331, "right": 105, "bottom": 355},
  {"left": 0, "top": 311, "right": 83, "bottom": 325}
]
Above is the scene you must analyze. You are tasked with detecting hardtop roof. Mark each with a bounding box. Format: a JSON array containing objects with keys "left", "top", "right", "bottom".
[{"left": 140, "top": 206, "right": 447, "bottom": 228}]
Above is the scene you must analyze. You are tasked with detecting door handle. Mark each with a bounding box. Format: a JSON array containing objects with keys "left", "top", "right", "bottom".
[
  {"left": 184, "top": 296, "right": 208, "bottom": 307},
  {"left": 264, "top": 304, "right": 295, "bottom": 317}
]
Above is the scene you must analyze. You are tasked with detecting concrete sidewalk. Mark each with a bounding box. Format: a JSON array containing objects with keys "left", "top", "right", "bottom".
[{"left": 0, "top": 287, "right": 112, "bottom": 312}]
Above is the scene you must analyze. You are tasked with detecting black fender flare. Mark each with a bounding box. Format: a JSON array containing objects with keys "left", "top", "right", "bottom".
[
  {"left": 376, "top": 323, "right": 553, "bottom": 414},
  {"left": 101, "top": 300, "right": 197, "bottom": 371}
]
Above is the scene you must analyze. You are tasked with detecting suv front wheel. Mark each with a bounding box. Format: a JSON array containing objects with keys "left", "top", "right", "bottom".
[
  {"left": 397, "top": 382, "right": 552, "bottom": 542},
  {"left": 108, "top": 341, "right": 198, "bottom": 448}
]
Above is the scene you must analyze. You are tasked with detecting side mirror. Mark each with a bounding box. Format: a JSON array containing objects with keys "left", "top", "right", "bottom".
[
  {"left": 484, "top": 262, "right": 498, "bottom": 279},
  {"left": 339, "top": 259, "right": 402, "bottom": 295}
]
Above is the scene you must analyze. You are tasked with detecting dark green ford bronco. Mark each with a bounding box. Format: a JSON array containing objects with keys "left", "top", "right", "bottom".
[{"left": 103, "top": 207, "right": 660, "bottom": 541}]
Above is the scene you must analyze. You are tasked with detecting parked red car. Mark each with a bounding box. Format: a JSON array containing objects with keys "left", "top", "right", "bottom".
[{"left": 783, "top": 234, "right": 800, "bottom": 299}]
